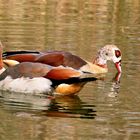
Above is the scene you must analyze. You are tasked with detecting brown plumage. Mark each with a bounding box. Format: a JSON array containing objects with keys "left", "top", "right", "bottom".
[{"left": 3, "top": 51, "right": 87, "bottom": 69}]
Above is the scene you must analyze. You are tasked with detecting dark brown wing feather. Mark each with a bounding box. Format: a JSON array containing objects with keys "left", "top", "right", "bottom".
[
  {"left": 4, "top": 54, "right": 38, "bottom": 62},
  {"left": 35, "top": 53, "right": 64, "bottom": 66},
  {"left": 46, "top": 67, "right": 81, "bottom": 80}
]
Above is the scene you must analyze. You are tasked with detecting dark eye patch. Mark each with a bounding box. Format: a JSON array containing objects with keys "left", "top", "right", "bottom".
[{"left": 115, "top": 50, "right": 121, "bottom": 58}]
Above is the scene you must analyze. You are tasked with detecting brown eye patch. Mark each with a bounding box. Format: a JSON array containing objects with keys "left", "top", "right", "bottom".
[{"left": 115, "top": 50, "right": 121, "bottom": 58}]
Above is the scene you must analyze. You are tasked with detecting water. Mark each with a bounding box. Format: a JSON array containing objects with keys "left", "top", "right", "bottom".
[{"left": 0, "top": 0, "right": 140, "bottom": 140}]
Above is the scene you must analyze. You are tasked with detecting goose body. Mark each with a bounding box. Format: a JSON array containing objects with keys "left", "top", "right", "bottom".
[
  {"left": 0, "top": 42, "right": 99, "bottom": 95},
  {"left": 0, "top": 42, "right": 122, "bottom": 95}
]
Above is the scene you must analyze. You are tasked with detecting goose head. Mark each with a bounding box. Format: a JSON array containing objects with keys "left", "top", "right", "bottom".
[{"left": 94, "top": 45, "right": 122, "bottom": 73}]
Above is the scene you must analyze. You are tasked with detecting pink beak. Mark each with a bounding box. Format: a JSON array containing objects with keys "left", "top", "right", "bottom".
[{"left": 115, "top": 60, "right": 122, "bottom": 73}]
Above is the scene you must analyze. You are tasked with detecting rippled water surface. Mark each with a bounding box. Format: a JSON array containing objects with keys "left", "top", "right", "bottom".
[{"left": 0, "top": 0, "right": 140, "bottom": 140}]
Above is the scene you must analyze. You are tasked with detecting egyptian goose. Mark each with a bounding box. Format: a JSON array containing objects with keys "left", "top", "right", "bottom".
[
  {"left": 0, "top": 43, "right": 98, "bottom": 95},
  {"left": 3, "top": 45, "right": 122, "bottom": 73}
]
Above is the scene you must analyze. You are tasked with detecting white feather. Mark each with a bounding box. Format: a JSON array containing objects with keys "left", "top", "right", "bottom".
[{"left": 0, "top": 76, "right": 53, "bottom": 94}]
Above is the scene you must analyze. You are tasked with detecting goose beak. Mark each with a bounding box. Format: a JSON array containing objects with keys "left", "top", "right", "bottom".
[{"left": 115, "top": 60, "right": 122, "bottom": 73}]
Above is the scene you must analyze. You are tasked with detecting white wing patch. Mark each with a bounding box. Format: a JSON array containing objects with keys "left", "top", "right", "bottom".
[{"left": 0, "top": 76, "right": 52, "bottom": 94}]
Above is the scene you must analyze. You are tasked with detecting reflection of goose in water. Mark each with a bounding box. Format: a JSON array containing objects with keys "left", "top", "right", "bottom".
[
  {"left": 0, "top": 91, "right": 52, "bottom": 111},
  {"left": 44, "top": 95, "right": 96, "bottom": 119},
  {"left": 0, "top": 91, "right": 96, "bottom": 119},
  {"left": 108, "top": 72, "right": 122, "bottom": 97}
]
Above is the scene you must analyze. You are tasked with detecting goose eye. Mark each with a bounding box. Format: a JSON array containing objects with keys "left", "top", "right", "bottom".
[{"left": 115, "top": 50, "right": 121, "bottom": 58}]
